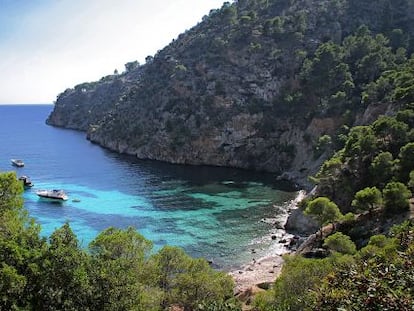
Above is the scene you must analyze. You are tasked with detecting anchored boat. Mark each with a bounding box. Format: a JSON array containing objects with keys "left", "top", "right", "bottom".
[
  {"left": 11, "top": 159, "right": 24, "bottom": 167},
  {"left": 19, "top": 176, "right": 33, "bottom": 188},
  {"left": 36, "top": 189, "right": 68, "bottom": 201}
]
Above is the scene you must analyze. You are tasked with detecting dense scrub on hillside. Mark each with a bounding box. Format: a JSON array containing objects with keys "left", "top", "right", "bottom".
[
  {"left": 255, "top": 220, "right": 414, "bottom": 310},
  {"left": 47, "top": 0, "right": 414, "bottom": 180},
  {"left": 252, "top": 54, "right": 414, "bottom": 311},
  {"left": 311, "top": 57, "right": 414, "bottom": 208}
]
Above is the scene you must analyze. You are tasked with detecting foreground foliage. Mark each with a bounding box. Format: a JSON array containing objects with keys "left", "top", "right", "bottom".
[
  {"left": 253, "top": 254, "right": 349, "bottom": 311},
  {"left": 0, "top": 172, "right": 237, "bottom": 311},
  {"left": 311, "top": 221, "right": 414, "bottom": 310},
  {"left": 255, "top": 221, "right": 414, "bottom": 311}
]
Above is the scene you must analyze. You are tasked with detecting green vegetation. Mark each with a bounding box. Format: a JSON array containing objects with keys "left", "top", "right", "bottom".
[
  {"left": 313, "top": 103, "right": 414, "bottom": 208},
  {"left": 383, "top": 181, "right": 412, "bottom": 213},
  {"left": 304, "top": 197, "right": 343, "bottom": 228},
  {"left": 252, "top": 4, "right": 414, "bottom": 304},
  {"left": 255, "top": 221, "right": 414, "bottom": 310},
  {"left": 248, "top": 1, "right": 414, "bottom": 307},
  {"left": 351, "top": 186, "right": 383, "bottom": 213},
  {"left": 0, "top": 172, "right": 236, "bottom": 311},
  {"left": 311, "top": 222, "right": 414, "bottom": 310},
  {"left": 254, "top": 254, "right": 354, "bottom": 311},
  {"left": 323, "top": 232, "right": 357, "bottom": 255},
  {"left": 254, "top": 104, "right": 414, "bottom": 309},
  {"left": 42, "top": 0, "right": 414, "bottom": 309}
]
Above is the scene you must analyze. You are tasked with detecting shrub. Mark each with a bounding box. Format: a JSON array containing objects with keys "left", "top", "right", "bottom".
[
  {"left": 382, "top": 181, "right": 412, "bottom": 213},
  {"left": 323, "top": 232, "right": 357, "bottom": 255},
  {"left": 254, "top": 255, "right": 335, "bottom": 311},
  {"left": 351, "top": 186, "right": 382, "bottom": 213},
  {"left": 304, "top": 197, "right": 343, "bottom": 227}
]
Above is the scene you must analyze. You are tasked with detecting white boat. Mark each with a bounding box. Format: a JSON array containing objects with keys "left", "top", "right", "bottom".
[
  {"left": 36, "top": 189, "right": 68, "bottom": 201},
  {"left": 11, "top": 159, "right": 24, "bottom": 167}
]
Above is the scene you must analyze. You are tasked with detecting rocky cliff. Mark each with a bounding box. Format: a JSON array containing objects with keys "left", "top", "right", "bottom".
[{"left": 47, "top": 0, "right": 414, "bottom": 187}]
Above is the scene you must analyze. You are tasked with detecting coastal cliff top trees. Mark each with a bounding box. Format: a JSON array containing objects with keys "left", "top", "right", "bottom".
[
  {"left": 47, "top": 0, "right": 414, "bottom": 175},
  {"left": 124, "top": 60, "right": 139, "bottom": 72},
  {"left": 273, "top": 44, "right": 414, "bottom": 310},
  {"left": 313, "top": 104, "right": 413, "bottom": 209}
]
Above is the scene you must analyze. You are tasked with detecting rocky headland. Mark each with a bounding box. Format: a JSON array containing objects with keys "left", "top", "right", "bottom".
[{"left": 46, "top": 0, "right": 403, "bottom": 190}]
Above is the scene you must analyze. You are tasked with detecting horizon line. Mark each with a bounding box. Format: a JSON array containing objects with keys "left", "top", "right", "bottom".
[{"left": 0, "top": 103, "right": 53, "bottom": 105}]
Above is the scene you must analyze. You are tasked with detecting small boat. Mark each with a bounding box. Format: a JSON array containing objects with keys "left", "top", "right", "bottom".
[
  {"left": 18, "top": 176, "right": 33, "bottom": 188},
  {"left": 11, "top": 159, "right": 24, "bottom": 167},
  {"left": 36, "top": 189, "right": 68, "bottom": 201}
]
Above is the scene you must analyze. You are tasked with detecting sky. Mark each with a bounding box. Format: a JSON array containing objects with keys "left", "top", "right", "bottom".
[{"left": 0, "top": 0, "right": 226, "bottom": 104}]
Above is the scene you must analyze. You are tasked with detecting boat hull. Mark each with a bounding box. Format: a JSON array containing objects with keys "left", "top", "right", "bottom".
[
  {"left": 37, "top": 195, "right": 68, "bottom": 202},
  {"left": 36, "top": 190, "right": 68, "bottom": 201},
  {"left": 11, "top": 159, "right": 24, "bottom": 167}
]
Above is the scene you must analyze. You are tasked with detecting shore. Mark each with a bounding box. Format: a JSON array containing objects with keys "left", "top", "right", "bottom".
[
  {"left": 230, "top": 254, "right": 286, "bottom": 294},
  {"left": 229, "top": 190, "right": 306, "bottom": 297}
]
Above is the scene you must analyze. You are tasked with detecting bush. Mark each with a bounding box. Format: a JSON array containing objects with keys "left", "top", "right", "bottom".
[
  {"left": 409, "top": 170, "right": 414, "bottom": 190},
  {"left": 358, "top": 234, "right": 399, "bottom": 260},
  {"left": 304, "top": 197, "right": 343, "bottom": 227},
  {"left": 254, "top": 255, "right": 336, "bottom": 311},
  {"left": 323, "top": 232, "right": 357, "bottom": 255},
  {"left": 382, "top": 181, "right": 412, "bottom": 213},
  {"left": 310, "top": 223, "right": 414, "bottom": 310},
  {"left": 351, "top": 186, "right": 382, "bottom": 213}
]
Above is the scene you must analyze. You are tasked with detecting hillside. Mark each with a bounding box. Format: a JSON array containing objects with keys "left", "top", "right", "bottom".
[
  {"left": 47, "top": 0, "right": 414, "bottom": 187},
  {"left": 6, "top": 0, "right": 414, "bottom": 309}
]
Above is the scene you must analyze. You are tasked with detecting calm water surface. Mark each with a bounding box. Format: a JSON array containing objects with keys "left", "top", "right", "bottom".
[{"left": 0, "top": 104, "right": 298, "bottom": 269}]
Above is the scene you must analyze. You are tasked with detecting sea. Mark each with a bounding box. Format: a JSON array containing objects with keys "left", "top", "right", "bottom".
[{"left": 0, "top": 104, "right": 300, "bottom": 270}]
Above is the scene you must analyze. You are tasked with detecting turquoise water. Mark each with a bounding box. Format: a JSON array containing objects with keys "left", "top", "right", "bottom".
[{"left": 0, "top": 105, "right": 298, "bottom": 269}]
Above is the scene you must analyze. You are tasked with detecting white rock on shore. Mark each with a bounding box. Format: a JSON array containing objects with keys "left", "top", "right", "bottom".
[{"left": 230, "top": 255, "right": 285, "bottom": 295}]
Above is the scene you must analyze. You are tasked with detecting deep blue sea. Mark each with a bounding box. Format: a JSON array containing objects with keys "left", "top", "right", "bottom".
[{"left": 0, "top": 104, "right": 299, "bottom": 269}]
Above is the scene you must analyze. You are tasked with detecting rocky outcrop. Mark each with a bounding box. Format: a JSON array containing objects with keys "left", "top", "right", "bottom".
[
  {"left": 284, "top": 208, "right": 319, "bottom": 235},
  {"left": 46, "top": 0, "right": 412, "bottom": 187},
  {"left": 46, "top": 75, "right": 138, "bottom": 131}
]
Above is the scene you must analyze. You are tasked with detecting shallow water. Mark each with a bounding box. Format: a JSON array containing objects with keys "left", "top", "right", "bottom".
[{"left": 0, "top": 104, "right": 298, "bottom": 269}]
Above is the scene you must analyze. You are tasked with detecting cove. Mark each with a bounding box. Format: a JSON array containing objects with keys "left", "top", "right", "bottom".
[{"left": 0, "top": 104, "right": 299, "bottom": 269}]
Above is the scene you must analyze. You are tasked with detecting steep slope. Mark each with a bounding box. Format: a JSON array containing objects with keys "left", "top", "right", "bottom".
[{"left": 47, "top": 0, "right": 414, "bottom": 186}]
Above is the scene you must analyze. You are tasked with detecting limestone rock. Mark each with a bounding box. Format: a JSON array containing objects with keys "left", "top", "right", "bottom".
[
  {"left": 285, "top": 208, "right": 319, "bottom": 235},
  {"left": 46, "top": 0, "right": 401, "bottom": 189}
]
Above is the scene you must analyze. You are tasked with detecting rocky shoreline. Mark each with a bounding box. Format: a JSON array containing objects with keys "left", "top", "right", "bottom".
[
  {"left": 229, "top": 190, "right": 308, "bottom": 299},
  {"left": 230, "top": 254, "right": 285, "bottom": 296},
  {"left": 230, "top": 199, "right": 414, "bottom": 308}
]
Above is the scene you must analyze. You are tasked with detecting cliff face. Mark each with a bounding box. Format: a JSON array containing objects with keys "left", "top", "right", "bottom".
[
  {"left": 46, "top": 73, "right": 139, "bottom": 131},
  {"left": 47, "top": 0, "right": 414, "bottom": 186}
]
